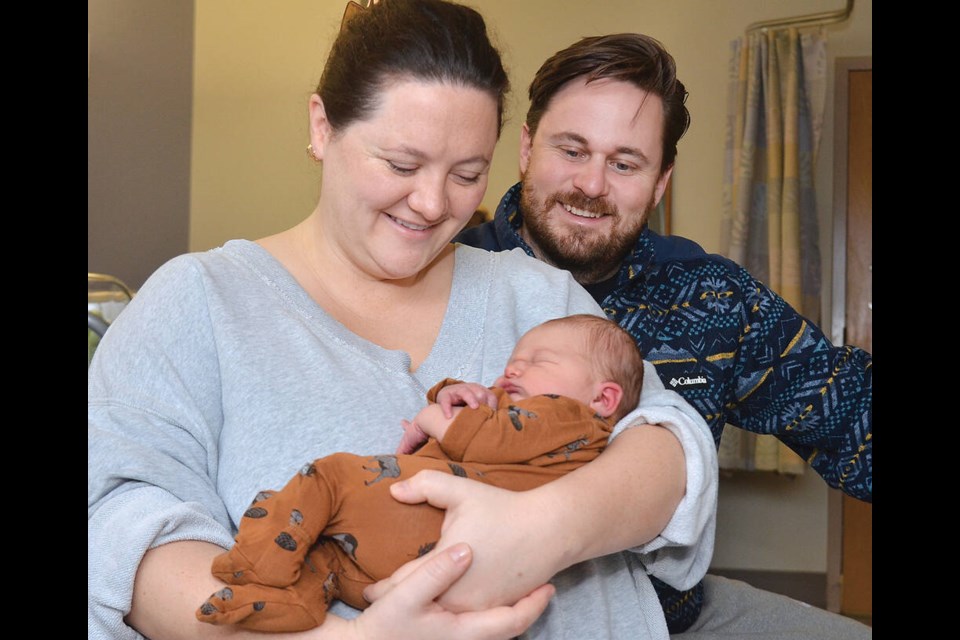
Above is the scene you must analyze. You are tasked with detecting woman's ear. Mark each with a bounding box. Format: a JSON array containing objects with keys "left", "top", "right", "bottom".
[
  {"left": 308, "top": 93, "right": 333, "bottom": 160},
  {"left": 590, "top": 381, "right": 624, "bottom": 419}
]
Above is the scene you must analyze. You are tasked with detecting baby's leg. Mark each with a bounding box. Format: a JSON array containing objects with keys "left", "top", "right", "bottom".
[
  {"left": 322, "top": 453, "right": 451, "bottom": 587},
  {"left": 213, "top": 452, "right": 369, "bottom": 587}
]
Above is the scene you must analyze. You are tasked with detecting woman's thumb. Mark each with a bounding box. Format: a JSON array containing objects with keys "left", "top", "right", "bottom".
[
  {"left": 389, "top": 469, "right": 462, "bottom": 508},
  {"left": 408, "top": 543, "right": 473, "bottom": 600}
]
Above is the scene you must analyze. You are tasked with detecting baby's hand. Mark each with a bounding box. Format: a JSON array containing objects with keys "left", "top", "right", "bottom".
[
  {"left": 435, "top": 383, "right": 498, "bottom": 418},
  {"left": 396, "top": 419, "right": 428, "bottom": 455}
]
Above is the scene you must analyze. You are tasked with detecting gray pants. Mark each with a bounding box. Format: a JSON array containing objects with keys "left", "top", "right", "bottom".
[{"left": 675, "top": 575, "right": 871, "bottom": 639}]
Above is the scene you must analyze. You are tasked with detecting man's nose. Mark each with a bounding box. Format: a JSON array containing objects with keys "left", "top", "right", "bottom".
[{"left": 572, "top": 158, "right": 609, "bottom": 199}]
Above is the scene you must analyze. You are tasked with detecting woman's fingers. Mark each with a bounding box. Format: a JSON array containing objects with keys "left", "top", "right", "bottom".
[
  {"left": 389, "top": 470, "right": 563, "bottom": 613},
  {"left": 463, "top": 582, "right": 556, "bottom": 639},
  {"left": 362, "top": 548, "right": 432, "bottom": 604},
  {"left": 402, "top": 543, "right": 472, "bottom": 602},
  {"left": 354, "top": 543, "right": 553, "bottom": 640}
]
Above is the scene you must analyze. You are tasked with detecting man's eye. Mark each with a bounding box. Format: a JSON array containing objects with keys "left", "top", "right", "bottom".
[{"left": 452, "top": 174, "right": 481, "bottom": 185}]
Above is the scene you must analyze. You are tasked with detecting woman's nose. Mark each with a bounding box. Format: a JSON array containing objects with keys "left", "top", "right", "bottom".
[
  {"left": 408, "top": 174, "right": 449, "bottom": 222},
  {"left": 572, "top": 158, "right": 608, "bottom": 199}
]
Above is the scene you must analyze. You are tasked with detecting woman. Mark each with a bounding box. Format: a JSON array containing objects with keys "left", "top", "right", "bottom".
[{"left": 88, "top": 2, "right": 716, "bottom": 639}]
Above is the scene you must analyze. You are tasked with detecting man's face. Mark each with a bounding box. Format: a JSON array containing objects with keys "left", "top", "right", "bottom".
[{"left": 518, "top": 78, "right": 672, "bottom": 284}]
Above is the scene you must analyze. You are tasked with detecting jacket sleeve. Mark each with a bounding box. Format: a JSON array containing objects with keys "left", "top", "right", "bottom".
[{"left": 724, "top": 265, "right": 872, "bottom": 501}]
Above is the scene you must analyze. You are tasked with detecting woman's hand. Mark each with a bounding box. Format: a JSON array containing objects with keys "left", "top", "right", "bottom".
[
  {"left": 127, "top": 540, "right": 550, "bottom": 640},
  {"left": 367, "top": 425, "right": 686, "bottom": 614},
  {"left": 351, "top": 543, "right": 554, "bottom": 640},
  {"left": 364, "top": 472, "right": 572, "bottom": 613}
]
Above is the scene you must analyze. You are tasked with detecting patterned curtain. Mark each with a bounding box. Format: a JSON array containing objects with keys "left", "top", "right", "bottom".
[{"left": 718, "top": 28, "right": 827, "bottom": 475}]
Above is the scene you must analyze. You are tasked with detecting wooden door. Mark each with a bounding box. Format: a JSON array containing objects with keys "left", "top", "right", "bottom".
[{"left": 827, "top": 57, "right": 871, "bottom": 625}]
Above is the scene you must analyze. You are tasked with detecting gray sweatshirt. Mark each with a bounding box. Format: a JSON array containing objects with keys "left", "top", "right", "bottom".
[{"left": 88, "top": 241, "right": 717, "bottom": 639}]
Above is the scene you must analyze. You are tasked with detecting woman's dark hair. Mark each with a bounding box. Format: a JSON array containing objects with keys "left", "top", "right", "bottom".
[
  {"left": 318, "top": 0, "right": 509, "bottom": 136},
  {"left": 526, "top": 33, "right": 690, "bottom": 170}
]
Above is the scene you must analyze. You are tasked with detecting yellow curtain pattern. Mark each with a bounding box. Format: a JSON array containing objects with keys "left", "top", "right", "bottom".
[{"left": 718, "top": 28, "right": 827, "bottom": 475}]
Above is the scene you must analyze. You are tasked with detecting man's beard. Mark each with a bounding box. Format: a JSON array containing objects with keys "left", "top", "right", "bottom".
[{"left": 519, "top": 176, "right": 653, "bottom": 284}]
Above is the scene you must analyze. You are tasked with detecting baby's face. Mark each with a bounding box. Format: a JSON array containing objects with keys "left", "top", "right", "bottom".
[{"left": 493, "top": 323, "right": 599, "bottom": 405}]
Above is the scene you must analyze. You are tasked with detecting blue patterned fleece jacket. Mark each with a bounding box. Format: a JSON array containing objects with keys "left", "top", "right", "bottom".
[{"left": 455, "top": 182, "right": 873, "bottom": 632}]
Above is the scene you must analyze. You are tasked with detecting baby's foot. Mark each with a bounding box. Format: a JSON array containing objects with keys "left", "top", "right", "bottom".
[
  {"left": 196, "top": 582, "right": 330, "bottom": 632},
  {"left": 212, "top": 525, "right": 311, "bottom": 587}
]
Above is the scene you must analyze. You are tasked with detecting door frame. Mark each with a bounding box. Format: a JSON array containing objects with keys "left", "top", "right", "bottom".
[{"left": 826, "top": 54, "right": 872, "bottom": 614}]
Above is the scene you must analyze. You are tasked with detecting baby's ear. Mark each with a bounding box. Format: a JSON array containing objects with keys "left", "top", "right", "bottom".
[{"left": 590, "top": 381, "right": 624, "bottom": 419}]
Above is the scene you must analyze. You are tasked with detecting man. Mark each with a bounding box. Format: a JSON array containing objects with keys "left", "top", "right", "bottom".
[{"left": 456, "top": 33, "right": 871, "bottom": 637}]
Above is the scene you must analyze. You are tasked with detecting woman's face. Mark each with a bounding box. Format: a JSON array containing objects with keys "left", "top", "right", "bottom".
[{"left": 310, "top": 79, "right": 499, "bottom": 281}]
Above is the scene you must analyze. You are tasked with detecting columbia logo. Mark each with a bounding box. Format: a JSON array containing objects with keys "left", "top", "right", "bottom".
[{"left": 669, "top": 376, "right": 707, "bottom": 388}]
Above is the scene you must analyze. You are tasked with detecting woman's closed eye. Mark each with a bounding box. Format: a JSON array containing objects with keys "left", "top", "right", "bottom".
[
  {"left": 387, "top": 161, "right": 480, "bottom": 186},
  {"left": 451, "top": 173, "right": 482, "bottom": 185},
  {"left": 387, "top": 160, "right": 417, "bottom": 176}
]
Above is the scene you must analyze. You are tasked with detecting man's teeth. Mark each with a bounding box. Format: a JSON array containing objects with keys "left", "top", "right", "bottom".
[
  {"left": 562, "top": 204, "right": 601, "bottom": 218},
  {"left": 391, "top": 215, "right": 429, "bottom": 231}
]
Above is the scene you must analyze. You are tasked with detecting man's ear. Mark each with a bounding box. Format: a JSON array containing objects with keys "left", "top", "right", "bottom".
[
  {"left": 590, "top": 381, "right": 624, "bottom": 419},
  {"left": 519, "top": 123, "right": 533, "bottom": 175},
  {"left": 653, "top": 163, "right": 675, "bottom": 207},
  {"left": 308, "top": 93, "right": 333, "bottom": 160}
]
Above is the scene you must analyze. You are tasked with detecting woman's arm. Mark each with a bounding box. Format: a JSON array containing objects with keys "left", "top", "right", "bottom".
[
  {"left": 127, "top": 540, "right": 555, "bottom": 640},
  {"left": 372, "top": 423, "right": 685, "bottom": 612}
]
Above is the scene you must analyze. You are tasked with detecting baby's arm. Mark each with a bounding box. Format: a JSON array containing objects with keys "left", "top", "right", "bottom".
[
  {"left": 433, "top": 382, "right": 499, "bottom": 418},
  {"left": 397, "top": 404, "right": 461, "bottom": 454},
  {"left": 397, "top": 382, "right": 499, "bottom": 454}
]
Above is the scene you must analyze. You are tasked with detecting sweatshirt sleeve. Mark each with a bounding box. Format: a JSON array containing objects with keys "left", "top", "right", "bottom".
[
  {"left": 88, "top": 257, "right": 236, "bottom": 640},
  {"left": 609, "top": 360, "right": 719, "bottom": 591}
]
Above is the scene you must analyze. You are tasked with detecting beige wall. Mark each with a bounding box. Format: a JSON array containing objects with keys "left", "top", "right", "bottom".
[
  {"left": 89, "top": 0, "right": 194, "bottom": 290},
  {"left": 187, "top": 0, "right": 871, "bottom": 573}
]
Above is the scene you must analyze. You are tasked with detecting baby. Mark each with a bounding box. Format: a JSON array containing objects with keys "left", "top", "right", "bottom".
[{"left": 197, "top": 313, "right": 644, "bottom": 631}]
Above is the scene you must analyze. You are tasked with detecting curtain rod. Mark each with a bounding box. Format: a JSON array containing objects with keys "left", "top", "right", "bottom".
[{"left": 746, "top": 0, "right": 854, "bottom": 34}]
